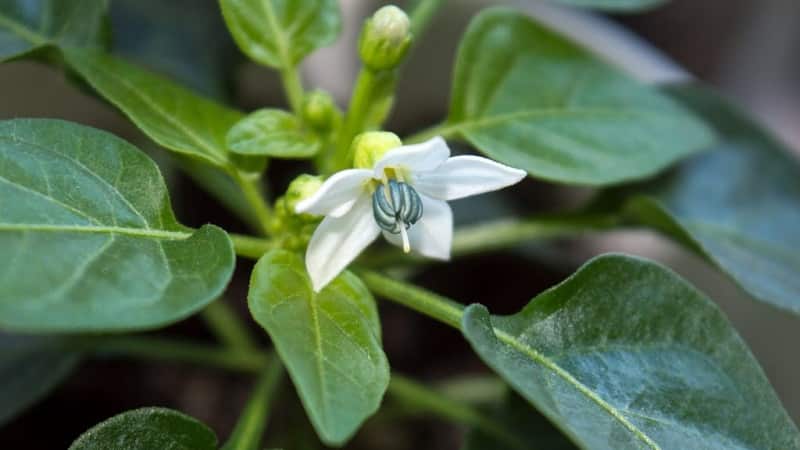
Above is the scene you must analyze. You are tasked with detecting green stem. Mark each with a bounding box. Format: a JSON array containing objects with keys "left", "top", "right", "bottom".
[
  {"left": 405, "top": 121, "right": 459, "bottom": 143},
  {"left": 359, "top": 270, "right": 464, "bottom": 328},
  {"left": 222, "top": 361, "right": 284, "bottom": 450},
  {"left": 201, "top": 299, "right": 259, "bottom": 350},
  {"left": 232, "top": 171, "right": 272, "bottom": 236},
  {"left": 389, "top": 374, "right": 525, "bottom": 450},
  {"left": 230, "top": 233, "right": 275, "bottom": 259},
  {"left": 408, "top": 0, "right": 447, "bottom": 38},
  {"left": 331, "top": 68, "right": 378, "bottom": 171},
  {"left": 280, "top": 65, "right": 305, "bottom": 115}
]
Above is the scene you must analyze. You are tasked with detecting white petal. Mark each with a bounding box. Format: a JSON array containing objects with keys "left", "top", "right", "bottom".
[
  {"left": 413, "top": 155, "right": 527, "bottom": 201},
  {"left": 295, "top": 169, "right": 372, "bottom": 218},
  {"left": 383, "top": 194, "right": 452, "bottom": 260},
  {"left": 373, "top": 136, "right": 450, "bottom": 177},
  {"left": 305, "top": 194, "right": 380, "bottom": 292}
]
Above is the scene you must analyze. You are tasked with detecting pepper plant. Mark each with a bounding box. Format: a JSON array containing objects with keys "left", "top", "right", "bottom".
[{"left": 1, "top": 0, "right": 799, "bottom": 449}]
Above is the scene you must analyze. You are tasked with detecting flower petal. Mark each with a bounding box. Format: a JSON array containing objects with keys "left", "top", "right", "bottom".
[
  {"left": 373, "top": 136, "right": 450, "bottom": 176},
  {"left": 305, "top": 194, "right": 380, "bottom": 292},
  {"left": 413, "top": 155, "right": 526, "bottom": 201},
  {"left": 295, "top": 169, "right": 372, "bottom": 218},
  {"left": 383, "top": 194, "right": 452, "bottom": 260}
]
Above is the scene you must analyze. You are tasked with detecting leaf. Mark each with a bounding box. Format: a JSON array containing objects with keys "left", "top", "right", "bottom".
[
  {"left": 462, "top": 254, "right": 800, "bottom": 450},
  {"left": 109, "top": 0, "right": 239, "bottom": 98},
  {"left": 463, "top": 391, "right": 577, "bottom": 450},
  {"left": 220, "top": 0, "right": 341, "bottom": 69},
  {"left": 0, "top": 0, "right": 109, "bottom": 62},
  {"left": 0, "top": 119, "right": 235, "bottom": 332},
  {"left": 62, "top": 48, "right": 243, "bottom": 168},
  {"left": 248, "top": 250, "right": 389, "bottom": 446},
  {"left": 0, "top": 335, "right": 80, "bottom": 426},
  {"left": 445, "top": 8, "right": 714, "bottom": 186},
  {"left": 601, "top": 85, "right": 800, "bottom": 316},
  {"left": 68, "top": 407, "right": 217, "bottom": 450},
  {"left": 546, "top": 0, "right": 667, "bottom": 12},
  {"left": 227, "top": 109, "right": 321, "bottom": 158}
]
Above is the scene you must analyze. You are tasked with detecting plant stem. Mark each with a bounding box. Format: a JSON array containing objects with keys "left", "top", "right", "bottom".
[
  {"left": 331, "top": 68, "right": 380, "bottom": 171},
  {"left": 389, "top": 374, "right": 526, "bottom": 449},
  {"left": 280, "top": 65, "right": 305, "bottom": 116},
  {"left": 230, "top": 233, "right": 275, "bottom": 259},
  {"left": 404, "top": 121, "right": 459, "bottom": 143},
  {"left": 358, "top": 270, "right": 464, "bottom": 328},
  {"left": 222, "top": 361, "right": 284, "bottom": 450},
  {"left": 408, "top": 0, "right": 447, "bottom": 38},
  {"left": 232, "top": 171, "right": 272, "bottom": 236},
  {"left": 201, "top": 299, "right": 259, "bottom": 350}
]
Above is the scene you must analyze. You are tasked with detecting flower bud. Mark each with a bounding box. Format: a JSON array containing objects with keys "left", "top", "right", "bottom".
[
  {"left": 358, "top": 5, "right": 412, "bottom": 71},
  {"left": 352, "top": 131, "right": 402, "bottom": 169},
  {"left": 302, "top": 90, "right": 340, "bottom": 132},
  {"left": 284, "top": 174, "right": 324, "bottom": 214}
]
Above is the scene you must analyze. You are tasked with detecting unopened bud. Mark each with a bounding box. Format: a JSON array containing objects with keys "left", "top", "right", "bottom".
[
  {"left": 358, "top": 5, "right": 412, "bottom": 71},
  {"left": 302, "top": 90, "right": 340, "bottom": 131},
  {"left": 352, "top": 131, "right": 402, "bottom": 169},
  {"left": 285, "top": 174, "right": 324, "bottom": 214}
]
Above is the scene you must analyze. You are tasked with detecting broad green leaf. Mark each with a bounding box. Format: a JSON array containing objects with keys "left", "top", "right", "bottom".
[
  {"left": 601, "top": 85, "right": 800, "bottom": 316},
  {"left": 227, "top": 109, "right": 321, "bottom": 158},
  {"left": 0, "top": 119, "right": 235, "bottom": 332},
  {"left": 0, "top": 0, "right": 108, "bottom": 61},
  {"left": 463, "top": 391, "right": 577, "bottom": 450},
  {"left": 445, "top": 8, "right": 713, "bottom": 186},
  {"left": 248, "top": 250, "right": 389, "bottom": 446},
  {"left": 0, "top": 335, "right": 80, "bottom": 425},
  {"left": 69, "top": 407, "right": 217, "bottom": 450},
  {"left": 109, "top": 0, "right": 238, "bottom": 98},
  {"left": 547, "top": 0, "right": 667, "bottom": 12},
  {"left": 62, "top": 48, "right": 243, "bottom": 168},
  {"left": 462, "top": 254, "right": 800, "bottom": 450},
  {"left": 220, "top": 0, "right": 341, "bottom": 69}
]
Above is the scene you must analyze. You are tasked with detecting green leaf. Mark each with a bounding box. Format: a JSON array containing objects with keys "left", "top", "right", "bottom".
[
  {"left": 69, "top": 407, "right": 217, "bottom": 450},
  {"left": 62, "top": 48, "right": 243, "bottom": 168},
  {"left": 445, "top": 8, "right": 713, "bottom": 186},
  {"left": 220, "top": 0, "right": 341, "bottom": 69},
  {"left": 227, "top": 109, "right": 321, "bottom": 158},
  {"left": 601, "top": 85, "right": 800, "bottom": 316},
  {"left": 0, "top": 0, "right": 109, "bottom": 62},
  {"left": 462, "top": 254, "right": 800, "bottom": 450},
  {"left": 0, "top": 119, "right": 235, "bottom": 332},
  {"left": 547, "top": 0, "right": 667, "bottom": 12},
  {"left": 248, "top": 250, "right": 389, "bottom": 446},
  {"left": 0, "top": 335, "right": 80, "bottom": 425}
]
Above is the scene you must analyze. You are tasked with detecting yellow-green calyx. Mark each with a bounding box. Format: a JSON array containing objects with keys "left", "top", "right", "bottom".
[
  {"left": 302, "top": 90, "right": 340, "bottom": 132},
  {"left": 352, "top": 131, "right": 402, "bottom": 169},
  {"left": 358, "top": 5, "right": 412, "bottom": 71}
]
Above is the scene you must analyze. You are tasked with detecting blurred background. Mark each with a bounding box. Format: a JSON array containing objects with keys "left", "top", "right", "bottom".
[{"left": 0, "top": 0, "right": 798, "bottom": 448}]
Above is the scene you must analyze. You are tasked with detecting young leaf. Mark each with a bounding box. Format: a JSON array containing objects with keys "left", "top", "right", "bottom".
[
  {"left": 0, "top": 335, "right": 80, "bottom": 426},
  {"left": 0, "top": 119, "right": 235, "bottom": 332},
  {"left": 602, "top": 85, "right": 800, "bottom": 316},
  {"left": 219, "top": 0, "right": 341, "bottom": 69},
  {"left": 227, "top": 109, "right": 321, "bottom": 158},
  {"left": 68, "top": 407, "right": 217, "bottom": 450},
  {"left": 462, "top": 254, "right": 800, "bottom": 450},
  {"left": 548, "top": 0, "right": 667, "bottom": 12},
  {"left": 445, "top": 8, "right": 713, "bottom": 186},
  {"left": 62, "top": 48, "right": 243, "bottom": 168},
  {"left": 248, "top": 250, "right": 389, "bottom": 446},
  {"left": 0, "top": 0, "right": 108, "bottom": 61}
]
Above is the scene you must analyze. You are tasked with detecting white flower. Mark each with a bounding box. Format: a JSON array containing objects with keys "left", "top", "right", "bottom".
[{"left": 296, "top": 136, "right": 526, "bottom": 291}]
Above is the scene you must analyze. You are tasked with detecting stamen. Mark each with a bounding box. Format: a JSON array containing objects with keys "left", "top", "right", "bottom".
[{"left": 371, "top": 179, "right": 423, "bottom": 243}]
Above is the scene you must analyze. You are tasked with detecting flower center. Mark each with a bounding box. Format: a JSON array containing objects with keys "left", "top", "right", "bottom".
[{"left": 372, "top": 179, "right": 423, "bottom": 253}]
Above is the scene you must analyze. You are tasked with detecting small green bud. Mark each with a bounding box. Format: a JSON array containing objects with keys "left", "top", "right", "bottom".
[
  {"left": 285, "top": 174, "right": 324, "bottom": 213},
  {"left": 352, "top": 131, "right": 402, "bottom": 169},
  {"left": 358, "top": 5, "right": 412, "bottom": 71},
  {"left": 302, "top": 90, "right": 340, "bottom": 131}
]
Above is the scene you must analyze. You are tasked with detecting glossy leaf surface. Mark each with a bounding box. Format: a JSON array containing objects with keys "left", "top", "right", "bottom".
[
  {"left": 0, "top": 119, "right": 235, "bottom": 332},
  {"left": 248, "top": 250, "right": 389, "bottom": 446},
  {"left": 227, "top": 109, "right": 320, "bottom": 158},
  {"left": 69, "top": 407, "right": 217, "bottom": 450},
  {"left": 463, "top": 254, "right": 800, "bottom": 450},
  {"left": 447, "top": 9, "right": 713, "bottom": 186},
  {"left": 220, "top": 0, "right": 341, "bottom": 68}
]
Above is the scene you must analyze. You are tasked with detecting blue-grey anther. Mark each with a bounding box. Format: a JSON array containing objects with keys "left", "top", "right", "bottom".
[{"left": 372, "top": 180, "right": 423, "bottom": 233}]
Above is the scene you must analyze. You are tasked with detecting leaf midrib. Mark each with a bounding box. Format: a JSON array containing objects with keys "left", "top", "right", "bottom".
[
  {"left": 259, "top": 0, "right": 293, "bottom": 67},
  {"left": 0, "top": 223, "right": 190, "bottom": 240},
  {"left": 493, "top": 328, "right": 662, "bottom": 450}
]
